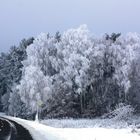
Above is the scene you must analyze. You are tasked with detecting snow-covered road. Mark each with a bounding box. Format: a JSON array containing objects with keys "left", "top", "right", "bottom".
[
  {"left": 2, "top": 116, "right": 140, "bottom": 140},
  {"left": 0, "top": 117, "right": 34, "bottom": 140}
]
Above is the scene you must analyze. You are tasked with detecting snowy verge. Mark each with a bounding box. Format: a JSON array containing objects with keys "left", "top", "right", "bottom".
[
  {"left": 0, "top": 114, "right": 140, "bottom": 140},
  {"left": 41, "top": 118, "right": 131, "bottom": 129}
]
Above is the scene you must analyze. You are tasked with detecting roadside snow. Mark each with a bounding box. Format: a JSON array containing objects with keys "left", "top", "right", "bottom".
[
  {"left": 1, "top": 115, "right": 140, "bottom": 140},
  {"left": 41, "top": 118, "right": 131, "bottom": 128}
]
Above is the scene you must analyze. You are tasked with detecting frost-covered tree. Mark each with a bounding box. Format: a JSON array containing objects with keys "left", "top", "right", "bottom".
[
  {"left": 17, "top": 34, "right": 60, "bottom": 119},
  {"left": 15, "top": 26, "right": 140, "bottom": 118},
  {"left": 127, "top": 47, "right": 140, "bottom": 112},
  {"left": 8, "top": 86, "right": 31, "bottom": 118},
  {"left": 17, "top": 66, "right": 52, "bottom": 117},
  {"left": 85, "top": 32, "right": 140, "bottom": 115},
  {"left": 57, "top": 25, "right": 93, "bottom": 114},
  {"left": 0, "top": 37, "right": 34, "bottom": 114}
]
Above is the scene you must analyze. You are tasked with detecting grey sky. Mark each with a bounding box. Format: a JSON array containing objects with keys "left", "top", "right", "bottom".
[{"left": 0, "top": 0, "right": 140, "bottom": 52}]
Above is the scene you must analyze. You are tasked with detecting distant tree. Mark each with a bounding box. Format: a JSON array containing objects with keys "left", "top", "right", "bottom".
[
  {"left": 105, "top": 33, "right": 121, "bottom": 42},
  {"left": 127, "top": 54, "right": 140, "bottom": 112},
  {"left": 55, "top": 31, "right": 61, "bottom": 42},
  {"left": 8, "top": 86, "right": 31, "bottom": 118},
  {"left": 0, "top": 37, "right": 34, "bottom": 114}
]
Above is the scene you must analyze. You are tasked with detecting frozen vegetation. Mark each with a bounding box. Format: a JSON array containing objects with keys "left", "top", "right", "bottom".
[{"left": 1, "top": 25, "right": 140, "bottom": 121}]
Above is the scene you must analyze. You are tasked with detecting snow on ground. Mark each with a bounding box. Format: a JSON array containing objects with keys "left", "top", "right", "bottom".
[
  {"left": 41, "top": 118, "right": 131, "bottom": 128},
  {"left": 1, "top": 114, "right": 140, "bottom": 140}
]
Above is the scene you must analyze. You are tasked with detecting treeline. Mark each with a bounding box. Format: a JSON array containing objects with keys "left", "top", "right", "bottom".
[
  {"left": 1, "top": 25, "right": 140, "bottom": 119},
  {"left": 0, "top": 38, "right": 34, "bottom": 118}
]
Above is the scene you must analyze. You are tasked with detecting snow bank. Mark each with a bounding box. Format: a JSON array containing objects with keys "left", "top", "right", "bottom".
[
  {"left": 41, "top": 118, "right": 130, "bottom": 128},
  {"left": 1, "top": 115, "right": 140, "bottom": 140}
]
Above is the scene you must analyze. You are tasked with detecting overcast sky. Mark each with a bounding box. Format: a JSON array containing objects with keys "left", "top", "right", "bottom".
[{"left": 0, "top": 0, "right": 140, "bottom": 52}]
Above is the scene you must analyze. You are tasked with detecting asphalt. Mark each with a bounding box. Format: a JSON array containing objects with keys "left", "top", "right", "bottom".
[{"left": 0, "top": 117, "right": 34, "bottom": 140}]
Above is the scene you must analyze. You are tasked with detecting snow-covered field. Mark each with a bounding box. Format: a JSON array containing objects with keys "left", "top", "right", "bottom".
[
  {"left": 1, "top": 114, "right": 140, "bottom": 140},
  {"left": 41, "top": 118, "right": 132, "bottom": 128}
]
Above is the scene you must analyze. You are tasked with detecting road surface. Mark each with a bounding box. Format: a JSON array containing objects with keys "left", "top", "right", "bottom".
[{"left": 0, "top": 117, "right": 33, "bottom": 140}]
